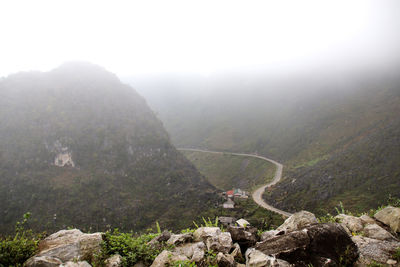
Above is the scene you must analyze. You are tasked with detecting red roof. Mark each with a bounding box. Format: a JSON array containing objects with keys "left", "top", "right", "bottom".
[{"left": 226, "top": 190, "right": 234, "bottom": 196}]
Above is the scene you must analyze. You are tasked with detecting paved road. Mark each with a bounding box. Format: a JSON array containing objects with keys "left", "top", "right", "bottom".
[{"left": 178, "top": 148, "right": 292, "bottom": 217}]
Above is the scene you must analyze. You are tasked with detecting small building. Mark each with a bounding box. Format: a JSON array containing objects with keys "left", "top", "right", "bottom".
[
  {"left": 226, "top": 190, "right": 234, "bottom": 198},
  {"left": 223, "top": 198, "right": 235, "bottom": 209}
]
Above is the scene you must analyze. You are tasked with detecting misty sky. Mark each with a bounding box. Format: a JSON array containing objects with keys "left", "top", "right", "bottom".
[{"left": 1, "top": 0, "right": 400, "bottom": 77}]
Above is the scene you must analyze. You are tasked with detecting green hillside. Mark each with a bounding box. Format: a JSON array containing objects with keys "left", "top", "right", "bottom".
[
  {"left": 0, "top": 63, "right": 217, "bottom": 234},
  {"left": 181, "top": 151, "right": 275, "bottom": 191},
  {"left": 128, "top": 70, "right": 400, "bottom": 215}
]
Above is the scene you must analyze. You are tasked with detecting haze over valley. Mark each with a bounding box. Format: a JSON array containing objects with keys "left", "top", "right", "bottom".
[{"left": 1, "top": 1, "right": 400, "bottom": 266}]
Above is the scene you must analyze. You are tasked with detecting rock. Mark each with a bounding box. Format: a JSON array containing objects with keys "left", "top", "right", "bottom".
[
  {"left": 352, "top": 236, "right": 400, "bottom": 266},
  {"left": 255, "top": 223, "right": 358, "bottom": 266},
  {"left": 133, "top": 262, "right": 146, "bottom": 267},
  {"left": 150, "top": 250, "right": 189, "bottom": 267},
  {"left": 148, "top": 231, "right": 171, "bottom": 246},
  {"left": 193, "top": 227, "right": 221, "bottom": 242},
  {"left": 260, "top": 230, "right": 281, "bottom": 242},
  {"left": 276, "top": 211, "right": 318, "bottom": 233},
  {"left": 174, "top": 241, "right": 205, "bottom": 262},
  {"left": 245, "top": 249, "right": 291, "bottom": 267},
  {"left": 167, "top": 233, "right": 193, "bottom": 246},
  {"left": 387, "top": 259, "right": 397, "bottom": 265},
  {"left": 32, "top": 229, "right": 102, "bottom": 263},
  {"left": 78, "top": 233, "right": 103, "bottom": 261},
  {"left": 105, "top": 254, "right": 122, "bottom": 267},
  {"left": 335, "top": 214, "right": 363, "bottom": 233},
  {"left": 205, "top": 232, "right": 233, "bottom": 254},
  {"left": 236, "top": 218, "right": 250, "bottom": 228},
  {"left": 230, "top": 243, "right": 244, "bottom": 263},
  {"left": 360, "top": 215, "right": 376, "bottom": 225},
  {"left": 60, "top": 261, "right": 91, "bottom": 267},
  {"left": 374, "top": 206, "right": 400, "bottom": 233},
  {"left": 255, "top": 228, "right": 310, "bottom": 256},
  {"left": 363, "top": 223, "right": 397, "bottom": 241},
  {"left": 306, "top": 223, "right": 358, "bottom": 266},
  {"left": 216, "top": 252, "right": 235, "bottom": 267},
  {"left": 227, "top": 226, "right": 258, "bottom": 251},
  {"left": 25, "top": 256, "right": 63, "bottom": 267}
]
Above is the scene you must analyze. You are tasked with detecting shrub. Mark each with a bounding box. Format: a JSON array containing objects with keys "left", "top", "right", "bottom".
[
  {"left": 0, "top": 213, "right": 43, "bottom": 267},
  {"left": 95, "top": 229, "right": 168, "bottom": 267}
]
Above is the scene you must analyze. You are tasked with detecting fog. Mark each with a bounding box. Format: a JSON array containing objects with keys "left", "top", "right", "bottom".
[{"left": 1, "top": 0, "right": 400, "bottom": 80}]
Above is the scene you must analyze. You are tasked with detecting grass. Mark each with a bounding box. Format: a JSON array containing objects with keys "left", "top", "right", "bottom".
[{"left": 182, "top": 151, "right": 275, "bottom": 191}]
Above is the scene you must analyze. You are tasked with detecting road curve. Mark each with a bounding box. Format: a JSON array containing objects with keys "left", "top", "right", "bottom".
[{"left": 178, "top": 148, "right": 292, "bottom": 217}]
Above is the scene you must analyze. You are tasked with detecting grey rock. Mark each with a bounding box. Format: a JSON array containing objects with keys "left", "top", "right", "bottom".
[
  {"left": 245, "top": 249, "right": 290, "bottom": 267},
  {"left": 230, "top": 243, "right": 244, "bottom": 263},
  {"left": 335, "top": 214, "right": 363, "bottom": 233},
  {"left": 228, "top": 226, "right": 258, "bottom": 251},
  {"left": 205, "top": 231, "right": 233, "bottom": 254},
  {"left": 148, "top": 230, "right": 171, "bottom": 246},
  {"left": 217, "top": 252, "right": 236, "bottom": 267},
  {"left": 374, "top": 206, "right": 400, "bottom": 233},
  {"left": 276, "top": 211, "right": 318, "bottom": 233},
  {"left": 167, "top": 233, "right": 193, "bottom": 246},
  {"left": 25, "top": 256, "right": 63, "bottom": 267},
  {"left": 105, "top": 254, "right": 122, "bottom": 267},
  {"left": 363, "top": 223, "right": 397, "bottom": 241},
  {"left": 60, "top": 261, "right": 91, "bottom": 267},
  {"left": 352, "top": 235, "right": 400, "bottom": 266},
  {"left": 236, "top": 219, "right": 251, "bottom": 228},
  {"left": 360, "top": 215, "right": 376, "bottom": 225},
  {"left": 174, "top": 241, "right": 205, "bottom": 262},
  {"left": 255, "top": 223, "right": 358, "bottom": 266},
  {"left": 150, "top": 250, "right": 189, "bottom": 267},
  {"left": 33, "top": 229, "right": 102, "bottom": 263},
  {"left": 260, "top": 230, "right": 281, "bottom": 242},
  {"left": 193, "top": 227, "right": 221, "bottom": 242}
]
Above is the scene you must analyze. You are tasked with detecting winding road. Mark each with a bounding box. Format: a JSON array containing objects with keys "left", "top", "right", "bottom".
[{"left": 178, "top": 148, "right": 292, "bottom": 217}]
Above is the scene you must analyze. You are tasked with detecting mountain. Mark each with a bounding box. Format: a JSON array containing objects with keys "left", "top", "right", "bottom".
[
  {"left": 126, "top": 69, "right": 400, "bottom": 215},
  {"left": 0, "top": 62, "right": 216, "bottom": 233}
]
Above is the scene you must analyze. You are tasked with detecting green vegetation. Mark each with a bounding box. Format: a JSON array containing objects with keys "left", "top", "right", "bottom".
[
  {"left": 135, "top": 72, "right": 400, "bottom": 217},
  {"left": 182, "top": 151, "right": 274, "bottom": 191},
  {"left": 94, "top": 229, "right": 168, "bottom": 267},
  {"left": 0, "top": 63, "right": 217, "bottom": 234},
  {"left": 0, "top": 213, "right": 43, "bottom": 267}
]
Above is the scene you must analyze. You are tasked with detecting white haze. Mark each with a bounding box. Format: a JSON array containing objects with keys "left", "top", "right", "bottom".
[{"left": 0, "top": 0, "right": 400, "bottom": 77}]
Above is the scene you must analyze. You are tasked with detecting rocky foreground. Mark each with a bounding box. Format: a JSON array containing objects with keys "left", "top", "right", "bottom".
[{"left": 25, "top": 207, "right": 400, "bottom": 266}]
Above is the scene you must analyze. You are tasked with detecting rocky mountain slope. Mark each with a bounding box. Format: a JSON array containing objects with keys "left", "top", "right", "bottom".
[
  {"left": 0, "top": 63, "right": 216, "bottom": 234},
  {"left": 127, "top": 70, "right": 400, "bottom": 215}
]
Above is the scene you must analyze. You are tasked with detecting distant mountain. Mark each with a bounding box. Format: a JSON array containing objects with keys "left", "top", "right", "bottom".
[
  {"left": 0, "top": 62, "right": 216, "bottom": 233},
  {"left": 126, "top": 70, "right": 400, "bottom": 215}
]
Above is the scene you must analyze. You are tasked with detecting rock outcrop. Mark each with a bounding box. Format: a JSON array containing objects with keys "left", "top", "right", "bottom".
[
  {"left": 24, "top": 209, "right": 400, "bottom": 267},
  {"left": 374, "top": 206, "right": 400, "bottom": 233}
]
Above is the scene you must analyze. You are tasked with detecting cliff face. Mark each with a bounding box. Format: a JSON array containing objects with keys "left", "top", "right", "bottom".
[{"left": 0, "top": 62, "right": 216, "bottom": 233}]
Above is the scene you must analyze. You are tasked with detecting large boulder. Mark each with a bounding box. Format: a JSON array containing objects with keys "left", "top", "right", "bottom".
[
  {"left": 374, "top": 206, "right": 400, "bottom": 233},
  {"left": 255, "top": 223, "right": 358, "bottom": 266},
  {"left": 276, "top": 211, "right": 318, "bottom": 233},
  {"left": 352, "top": 236, "right": 400, "bottom": 266},
  {"left": 335, "top": 214, "right": 364, "bottom": 233},
  {"left": 227, "top": 226, "right": 258, "bottom": 251},
  {"left": 25, "top": 229, "right": 102, "bottom": 266},
  {"left": 148, "top": 231, "right": 172, "bottom": 246},
  {"left": 363, "top": 223, "right": 397, "bottom": 241}
]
